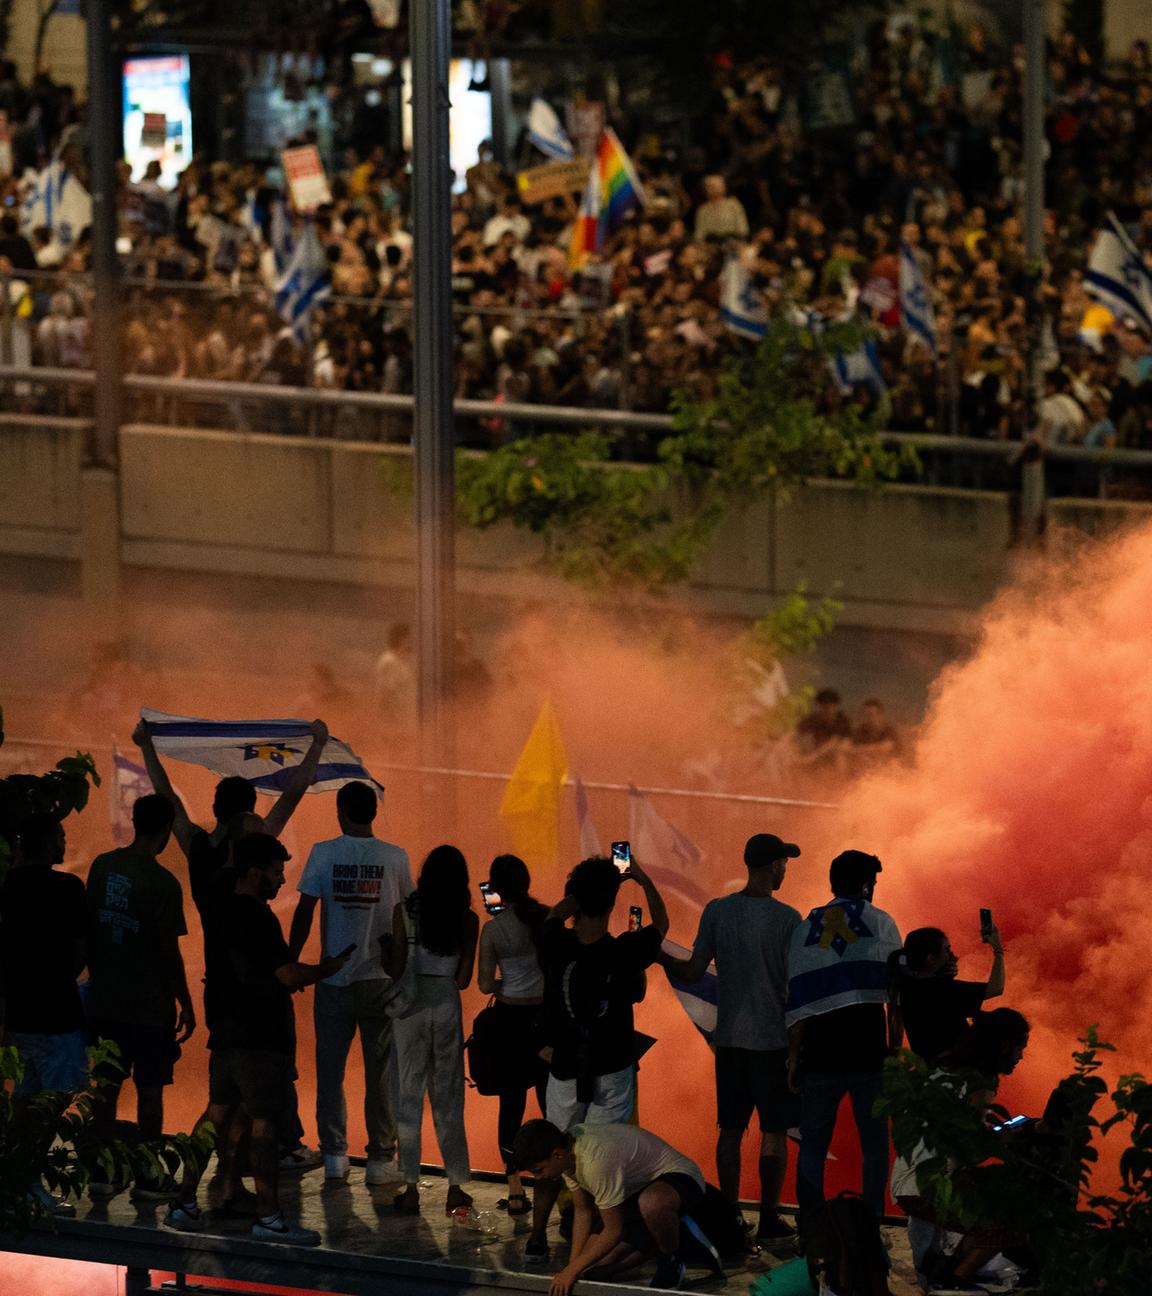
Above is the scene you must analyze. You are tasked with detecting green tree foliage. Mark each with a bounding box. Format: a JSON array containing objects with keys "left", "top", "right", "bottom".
[
  {"left": 0, "top": 707, "right": 99, "bottom": 874},
  {"left": 731, "top": 585, "right": 843, "bottom": 741},
  {"left": 0, "top": 1042, "right": 213, "bottom": 1232},
  {"left": 456, "top": 316, "right": 915, "bottom": 588},
  {"left": 879, "top": 1030, "right": 1152, "bottom": 1295},
  {"left": 0, "top": 712, "right": 210, "bottom": 1229}
]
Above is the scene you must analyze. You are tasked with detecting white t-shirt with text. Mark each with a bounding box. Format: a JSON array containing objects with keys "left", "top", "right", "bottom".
[{"left": 298, "top": 835, "right": 412, "bottom": 986}]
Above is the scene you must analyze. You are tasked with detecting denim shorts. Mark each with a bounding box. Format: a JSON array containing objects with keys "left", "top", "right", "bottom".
[{"left": 8, "top": 1030, "right": 89, "bottom": 1097}]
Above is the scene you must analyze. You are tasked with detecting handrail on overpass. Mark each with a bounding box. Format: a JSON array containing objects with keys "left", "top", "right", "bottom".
[{"left": 4, "top": 363, "right": 1152, "bottom": 471}]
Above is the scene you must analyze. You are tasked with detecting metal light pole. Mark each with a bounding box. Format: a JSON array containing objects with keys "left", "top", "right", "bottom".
[
  {"left": 85, "top": 0, "right": 123, "bottom": 465},
  {"left": 1020, "top": 0, "right": 1047, "bottom": 541},
  {"left": 410, "top": 0, "right": 456, "bottom": 758}
]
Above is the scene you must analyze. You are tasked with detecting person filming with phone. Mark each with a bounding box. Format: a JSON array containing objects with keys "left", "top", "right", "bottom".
[
  {"left": 525, "top": 851, "right": 669, "bottom": 1263},
  {"left": 475, "top": 854, "right": 549, "bottom": 1216},
  {"left": 892, "top": 911, "right": 1006, "bottom": 1065}
]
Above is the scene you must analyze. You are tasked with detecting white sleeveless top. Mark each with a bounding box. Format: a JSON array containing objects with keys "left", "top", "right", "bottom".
[{"left": 485, "top": 908, "right": 544, "bottom": 998}]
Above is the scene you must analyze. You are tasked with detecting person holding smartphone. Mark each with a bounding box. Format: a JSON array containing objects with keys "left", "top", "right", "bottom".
[
  {"left": 476, "top": 854, "right": 549, "bottom": 1215},
  {"left": 892, "top": 916, "right": 1006, "bottom": 1065},
  {"left": 288, "top": 780, "right": 413, "bottom": 1184},
  {"left": 525, "top": 854, "right": 669, "bottom": 1263}
]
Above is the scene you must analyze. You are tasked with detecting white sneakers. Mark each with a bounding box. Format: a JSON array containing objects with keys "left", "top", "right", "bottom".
[
  {"left": 323, "top": 1154, "right": 350, "bottom": 1180},
  {"left": 365, "top": 1157, "right": 400, "bottom": 1186},
  {"left": 323, "top": 1152, "right": 401, "bottom": 1183}
]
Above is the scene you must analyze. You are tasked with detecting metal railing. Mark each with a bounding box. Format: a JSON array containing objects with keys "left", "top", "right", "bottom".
[{"left": 3, "top": 361, "right": 1152, "bottom": 502}]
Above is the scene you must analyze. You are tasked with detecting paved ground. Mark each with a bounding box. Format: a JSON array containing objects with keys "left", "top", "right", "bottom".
[{"left": 66, "top": 1162, "right": 922, "bottom": 1295}]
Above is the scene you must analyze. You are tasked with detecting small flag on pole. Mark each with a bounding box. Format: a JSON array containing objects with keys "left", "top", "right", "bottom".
[
  {"left": 573, "top": 775, "right": 602, "bottom": 858},
  {"left": 269, "top": 199, "right": 294, "bottom": 276},
  {"left": 568, "top": 128, "right": 646, "bottom": 268},
  {"left": 899, "top": 242, "right": 937, "bottom": 353},
  {"left": 141, "top": 708, "right": 382, "bottom": 794},
  {"left": 720, "top": 250, "right": 769, "bottom": 339},
  {"left": 110, "top": 746, "right": 153, "bottom": 847},
  {"left": 274, "top": 219, "right": 331, "bottom": 344},
  {"left": 1085, "top": 212, "right": 1152, "bottom": 335},
  {"left": 20, "top": 159, "right": 91, "bottom": 248},
  {"left": 527, "top": 98, "right": 575, "bottom": 162},
  {"left": 499, "top": 700, "right": 570, "bottom": 868},
  {"left": 627, "top": 785, "right": 710, "bottom": 909},
  {"left": 831, "top": 338, "right": 887, "bottom": 396}
]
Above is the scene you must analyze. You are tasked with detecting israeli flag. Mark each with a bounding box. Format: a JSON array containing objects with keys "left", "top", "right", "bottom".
[
  {"left": 899, "top": 241, "right": 937, "bottom": 353},
  {"left": 20, "top": 160, "right": 92, "bottom": 248},
  {"left": 1085, "top": 212, "right": 1152, "bottom": 335},
  {"left": 831, "top": 338, "right": 887, "bottom": 396},
  {"left": 141, "top": 708, "right": 383, "bottom": 795},
  {"left": 719, "top": 251, "right": 769, "bottom": 339},
  {"left": 110, "top": 747, "right": 153, "bottom": 847},
  {"left": 661, "top": 938, "right": 718, "bottom": 1044},
  {"left": 269, "top": 199, "right": 294, "bottom": 276},
  {"left": 526, "top": 97, "right": 575, "bottom": 162},
  {"left": 274, "top": 219, "right": 331, "bottom": 344}
]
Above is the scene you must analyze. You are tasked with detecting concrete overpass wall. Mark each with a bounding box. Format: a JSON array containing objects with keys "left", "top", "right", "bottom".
[{"left": 3, "top": 420, "right": 1150, "bottom": 637}]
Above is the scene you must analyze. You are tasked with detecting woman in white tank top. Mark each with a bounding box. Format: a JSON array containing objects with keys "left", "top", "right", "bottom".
[
  {"left": 476, "top": 854, "right": 548, "bottom": 1214},
  {"left": 387, "top": 845, "right": 479, "bottom": 1215}
]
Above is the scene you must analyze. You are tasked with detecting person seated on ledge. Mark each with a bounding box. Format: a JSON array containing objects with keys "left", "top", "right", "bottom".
[{"left": 513, "top": 1118, "right": 705, "bottom": 1294}]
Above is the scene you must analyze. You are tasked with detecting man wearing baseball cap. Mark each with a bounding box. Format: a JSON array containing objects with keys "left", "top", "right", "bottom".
[{"left": 661, "top": 833, "right": 802, "bottom": 1246}]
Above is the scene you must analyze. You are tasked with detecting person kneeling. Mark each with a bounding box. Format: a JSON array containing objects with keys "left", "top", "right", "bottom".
[{"left": 513, "top": 1118, "right": 704, "bottom": 1293}]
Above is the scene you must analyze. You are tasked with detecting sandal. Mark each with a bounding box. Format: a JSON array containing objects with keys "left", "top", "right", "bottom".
[
  {"left": 506, "top": 1192, "right": 531, "bottom": 1216},
  {"left": 394, "top": 1188, "right": 421, "bottom": 1215}
]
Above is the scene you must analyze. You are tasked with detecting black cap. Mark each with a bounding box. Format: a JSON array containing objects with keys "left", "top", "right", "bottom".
[{"left": 745, "top": 834, "right": 801, "bottom": 867}]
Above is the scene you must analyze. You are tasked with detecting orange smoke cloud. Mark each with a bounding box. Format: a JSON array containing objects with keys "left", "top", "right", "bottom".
[
  {"left": 816, "top": 523, "right": 1152, "bottom": 1166},
  {"left": 7, "top": 521, "right": 1150, "bottom": 1219}
]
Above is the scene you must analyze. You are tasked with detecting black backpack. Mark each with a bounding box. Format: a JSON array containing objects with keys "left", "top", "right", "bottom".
[
  {"left": 801, "top": 1193, "right": 891, "bottom": 1296},
  {"left": 464, "top": 1001, "right": 505, "bottom": 1095}
]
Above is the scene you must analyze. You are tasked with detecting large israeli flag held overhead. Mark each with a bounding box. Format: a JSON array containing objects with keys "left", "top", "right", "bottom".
[
  {"left": 720, "top": 251, "right": 769, "bottom": 339},
  {"left": 274, "top": 219, "right": 331, "bottom": 344},
  {"left": 526, "top": 98, "right": 575, "bottom": 162},
  {"left": 899, "top": 241, "right": 937, "bottom": 353},
  {"left": 141, "top": 708, "right": 383, "bottom": 795},
  {"left": 1085, "top": 212, "right": 1152, "bottom": 335}
]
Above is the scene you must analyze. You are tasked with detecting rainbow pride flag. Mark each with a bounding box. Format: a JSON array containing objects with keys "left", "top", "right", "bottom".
[{"left": 569, "top": 128, "right": 647, "bottom": 267}]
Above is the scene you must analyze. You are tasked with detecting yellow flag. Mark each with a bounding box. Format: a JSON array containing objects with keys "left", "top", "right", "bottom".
[{"left": 499, "top": 699, "right": 569, "bottom": 869}]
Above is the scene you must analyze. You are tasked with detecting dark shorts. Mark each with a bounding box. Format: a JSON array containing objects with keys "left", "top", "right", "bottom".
[
  {"left": 620, "top": 1172, "right": 706, "bottom": 1246},
  {"left": 715, "top": 1046, "right": 798, "bottom": 1133},
  {"left": 209, "top": 1048, "right": 293, "bottom": 1120},
  {"left": 89, "top": 1020, "right": 180, "bottom": 1089}
]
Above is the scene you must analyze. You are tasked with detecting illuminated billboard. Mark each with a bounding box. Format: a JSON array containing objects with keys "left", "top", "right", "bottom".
[{"left": 122, "top": 55, "right": 193, "bottom": 189}]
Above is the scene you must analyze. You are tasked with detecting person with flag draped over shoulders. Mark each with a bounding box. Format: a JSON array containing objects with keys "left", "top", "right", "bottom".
[
  {"left": 661, "top": 834, "right": 803, "bottom": 1248},
  {"left": 786, "top": 850, "right": 902, "bottom": 1228}
]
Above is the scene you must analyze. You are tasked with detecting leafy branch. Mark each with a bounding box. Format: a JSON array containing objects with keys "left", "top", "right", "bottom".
[
  {"left": 454, "top": 315, "right": 917, "bottom": 588},
  {"left": 0, "top": 707, "right": 100, "bottom": 873},
  {"left": 879, "top": 1029, "right": 1152, "bottom": 1295},
  {"left": 0, "top": 1041, "right": 213, "bottom": 1233}
]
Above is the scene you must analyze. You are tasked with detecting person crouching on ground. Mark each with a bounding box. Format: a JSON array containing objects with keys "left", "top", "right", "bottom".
[{"left": 513, "top": 1118, "right": 705, "bottom": 1294}]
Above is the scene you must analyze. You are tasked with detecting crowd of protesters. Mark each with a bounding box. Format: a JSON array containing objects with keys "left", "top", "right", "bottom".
[
  {"left": 2, "top": 16, "right": 1152, "bottom": 462},
  {"left": 0, "top": 706, "right": 1052, "bottom": 1294}
]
